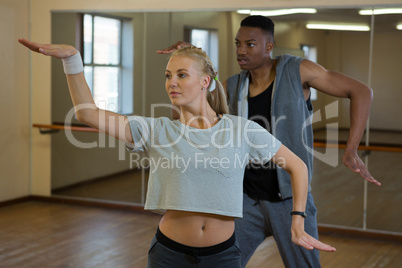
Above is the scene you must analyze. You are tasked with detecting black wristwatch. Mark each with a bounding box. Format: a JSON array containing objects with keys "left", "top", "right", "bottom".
[{"left": 290, "top": 211, "right": 307, "bottom": 218}]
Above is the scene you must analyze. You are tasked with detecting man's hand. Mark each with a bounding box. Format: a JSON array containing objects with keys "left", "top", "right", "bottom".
[
  {"left": 156, "top": 41, "right": 192, "bottom": 54},
  {"left": 343, "top": 150, "right": 381, "bottom": 186}
]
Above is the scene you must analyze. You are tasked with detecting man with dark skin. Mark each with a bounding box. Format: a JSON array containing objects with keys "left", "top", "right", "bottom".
[{"left": 158, "top": 15, "right": 380, "bottom": 268}]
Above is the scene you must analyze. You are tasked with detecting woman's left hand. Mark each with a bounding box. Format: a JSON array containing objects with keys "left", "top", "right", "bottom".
[{"left": 291, "top": 218, "right": 336, "bottom": 252}]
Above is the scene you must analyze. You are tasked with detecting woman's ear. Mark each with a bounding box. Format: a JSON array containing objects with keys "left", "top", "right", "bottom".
[{"left": 200, "top": 75, "right": 211, "bottom": 89}]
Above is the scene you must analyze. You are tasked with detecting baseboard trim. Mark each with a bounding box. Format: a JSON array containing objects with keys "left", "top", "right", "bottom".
[
  {"left": 29, "top": 195, "right": 151, "bottom": 214},
  {"left": 0, "top": 196, "right": 31, "bottom": 208}
]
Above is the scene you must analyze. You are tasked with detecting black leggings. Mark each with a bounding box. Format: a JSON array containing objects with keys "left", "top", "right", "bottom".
[{"left": 147, "top": 228, "right": 241, "bottom": 268}]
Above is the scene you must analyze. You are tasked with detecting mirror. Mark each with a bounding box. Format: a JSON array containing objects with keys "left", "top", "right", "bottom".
[{"left": 50, "top": 8, "right": 402, "bottom": 233}]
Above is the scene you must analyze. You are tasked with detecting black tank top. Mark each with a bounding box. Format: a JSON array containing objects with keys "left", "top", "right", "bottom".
[{"left": 244, "top": 81, "right": 283, "bottom": 202}]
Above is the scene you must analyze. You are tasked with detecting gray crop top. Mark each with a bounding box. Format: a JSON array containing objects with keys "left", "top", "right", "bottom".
[{"left": 126, "top": 114, "right": 281, "bottom": 218}]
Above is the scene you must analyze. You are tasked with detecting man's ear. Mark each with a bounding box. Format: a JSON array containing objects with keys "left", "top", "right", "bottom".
[{"left": 266, "top": 41, "right": 274, "bottom": 54}]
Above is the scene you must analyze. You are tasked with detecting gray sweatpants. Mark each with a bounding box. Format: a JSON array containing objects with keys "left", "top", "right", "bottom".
[{"left": 235, "top": 192, "right": 321, "bottom": 268}]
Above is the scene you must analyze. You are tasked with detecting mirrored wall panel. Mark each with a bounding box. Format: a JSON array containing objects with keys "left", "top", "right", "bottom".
[{"left": 50, "top": 7, "right": 402, "bottom": 233}]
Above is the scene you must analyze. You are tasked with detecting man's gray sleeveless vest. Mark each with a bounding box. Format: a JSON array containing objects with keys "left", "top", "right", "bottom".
[{"left": 226, "top": 54, "right": 314, "bottom": 199}]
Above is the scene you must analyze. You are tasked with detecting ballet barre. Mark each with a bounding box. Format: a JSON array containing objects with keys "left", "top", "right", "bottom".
[{"left": 32, "top": 124, "right": 402, "bottom": 153}]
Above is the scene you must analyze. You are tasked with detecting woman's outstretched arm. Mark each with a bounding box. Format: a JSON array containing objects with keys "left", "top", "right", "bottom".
[
  {"left": 271, "top": 144, "right": 336, "bottom": 252},
  {"left": 19, "top": 38, "right": 133, "bottom": 144}
]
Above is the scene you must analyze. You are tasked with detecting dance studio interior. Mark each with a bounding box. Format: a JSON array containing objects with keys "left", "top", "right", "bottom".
[{"left": 1, "top": 0, "right": 401, "bottom": 267}]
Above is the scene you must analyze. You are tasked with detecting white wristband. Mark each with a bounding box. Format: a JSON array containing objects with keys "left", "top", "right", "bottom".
[{"left": 62, "top": 51, "right": 84, "bottom": 74}]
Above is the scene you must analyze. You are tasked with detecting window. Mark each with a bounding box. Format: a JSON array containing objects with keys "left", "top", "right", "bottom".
[
  {"left": 301, "top": 44, "right": 318, "bottom": 101},
  {"left": 185, "top": 27, "right": 219, "bottom": 71},
  {"left": 83, "top": 14, "right": 131, "bottom": 113}
]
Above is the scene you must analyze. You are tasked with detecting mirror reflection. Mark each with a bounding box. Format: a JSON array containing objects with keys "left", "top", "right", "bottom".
[{"left": 50, "top": 8, "right": 402, "bottom": 233}]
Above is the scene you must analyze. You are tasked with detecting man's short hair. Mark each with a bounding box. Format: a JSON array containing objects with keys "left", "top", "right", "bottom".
[{"left": 240, "top": 15, "right": 275, "bottom": 40}]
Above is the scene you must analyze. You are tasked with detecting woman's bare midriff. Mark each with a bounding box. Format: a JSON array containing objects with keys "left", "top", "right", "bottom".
[{"left": 159, "top": 210, "right": 235, "bottom": 247}]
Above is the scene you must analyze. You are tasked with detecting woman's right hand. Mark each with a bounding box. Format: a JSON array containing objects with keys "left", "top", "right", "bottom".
[{"left": 18, "top": 38, "right": 77, "bottom": 59}]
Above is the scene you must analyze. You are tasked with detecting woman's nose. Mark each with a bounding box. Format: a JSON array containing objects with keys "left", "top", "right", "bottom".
[{"left": 169, "top": 80, "right": 177, "bottom": 88}]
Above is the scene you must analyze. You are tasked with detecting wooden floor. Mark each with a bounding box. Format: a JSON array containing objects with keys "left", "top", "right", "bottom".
[
  {"left": 53, "top": 170, "right": 149, "bottom": 204},
  {"left": 311, "top": 148, "right": 402, "bottom": 232},
  {"left": 0, "top": 201, "right": 401, "bottom": 268}
]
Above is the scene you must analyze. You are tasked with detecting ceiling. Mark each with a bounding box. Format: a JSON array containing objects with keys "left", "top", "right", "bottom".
[{"left": 264, "top": 8, "right": 402, "bottom": 32}]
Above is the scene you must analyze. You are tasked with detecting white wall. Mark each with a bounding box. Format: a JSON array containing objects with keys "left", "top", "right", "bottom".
[
  {"left": 0, "top": 0, "right": 30, "bottom": 202},
  {"left": 370, "top": 31, "right": 402, "bottom": 130}
]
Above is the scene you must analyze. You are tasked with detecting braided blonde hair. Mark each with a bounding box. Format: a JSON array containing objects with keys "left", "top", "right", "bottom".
[{"left": 170, "top": 46, "right": 229, "bottom": 115}]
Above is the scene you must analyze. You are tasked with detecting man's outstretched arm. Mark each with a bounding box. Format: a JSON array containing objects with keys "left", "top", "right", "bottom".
[{"left": 300, "top": 59, "right": 380, "bottom": 186}]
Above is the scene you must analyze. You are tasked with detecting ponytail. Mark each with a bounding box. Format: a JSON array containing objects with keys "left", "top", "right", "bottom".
[{"left": 207, "top": 78, "right": 228, "bottom": 115}]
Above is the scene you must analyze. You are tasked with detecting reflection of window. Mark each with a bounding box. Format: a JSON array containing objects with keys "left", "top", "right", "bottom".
[
  {"left": 83, "top": 14, "right": 127, "bottom": 113},
  {"left": 185, "top": 27, "right": 219, "bottom": 71},
  {"left": 301, "top": 44, "right": 317, "bottom": 101}
]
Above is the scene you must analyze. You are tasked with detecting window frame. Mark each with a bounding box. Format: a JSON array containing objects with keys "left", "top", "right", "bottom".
[
  {"left": 80, "top": 13, "right": 126, "bottom": 113},
  {"left": 300, "top": 44, "right": 318, "bottom": 101}
]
